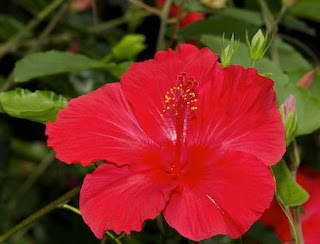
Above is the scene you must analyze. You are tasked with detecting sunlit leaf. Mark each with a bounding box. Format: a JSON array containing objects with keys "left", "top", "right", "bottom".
[
  {"left": 14, "top": 51, "right": 107, "bottom": 83},
  {"left": 0, "top": 88, "right": 67, "bottom": 123},
  {"left": 272, "top": 160, "right": 310, "bottom": 207},
  {"left": 291, "top": 0, "right": 320, "bottom": 22}
]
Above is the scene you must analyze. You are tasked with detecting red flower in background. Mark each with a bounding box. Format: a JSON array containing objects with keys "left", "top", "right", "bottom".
[
  {"left": 260, "top": 167, "right": 320, "bottom": 244},
  {"left": 71, "top": 0, "right": 95, "bottom": 11},
  {"left": 46, "top": 44, "right": 285, "bottom": 241},
  {"left": 156, "top": 0, "right": 205, "bottom": 27}
]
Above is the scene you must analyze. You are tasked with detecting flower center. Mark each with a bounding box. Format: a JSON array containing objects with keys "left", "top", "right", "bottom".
[
  {"left": 160, "top": 72, "right": 199, "bottom": 178},
  {"left": 160, "top": 72, "right": 198, "bottom": 118}
]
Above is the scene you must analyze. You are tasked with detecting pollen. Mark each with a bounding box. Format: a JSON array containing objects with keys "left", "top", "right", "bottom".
[{"left": 160, "top": 72, "right": 199, "bottom": 118}]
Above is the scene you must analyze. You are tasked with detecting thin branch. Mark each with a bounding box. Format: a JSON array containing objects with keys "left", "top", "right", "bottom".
[
  {"left": 0, "top": 2, "right": 69, "bottom": 92},
  {"left": 279, "top": 33, "right": 320, "bottom": 67},
  {"left": 28, "top": 2, "right": 69, "bottom": 53},
  {"left": 91, "top": 0, "right": 99, "bottom": 34},
  {"left": 156, "top": 0, "right": 174, "bottom": 51},
  {"left": 293, "top": 207, "right": 305, "bottom": 244},
  {"left": 0, "top": 186, "right": 80, "bottom": 242},
  {"left": 128, "top": 0, "right": 161, "bottom": 16},
  {"left": 89, "top": 10, "right": 151, "bottom": 33},
  {"left": 169, "top": 0, "right": 185, "bottom": 49},
  {"left": 0, "top": 0, "right": 64, "bottom": 60},
  {"left": 8, "top": 151, "right": 56, "bottom": 210},
  {"left": 60, "top": 203, "right": 123, "bottom": 244}
]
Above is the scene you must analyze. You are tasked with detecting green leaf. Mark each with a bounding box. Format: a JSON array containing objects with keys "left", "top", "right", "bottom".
[
  {"left": 201, "top": 34, "right": 320, "bottom": 135},
  {"left": 0, "top": 88, "right": 67, "bottom": 123},
  {"left": 14, "top": 51, "right": 107, "bottom": 83},
  {"left": 16, "top": 0, "right": 50, "bottom": 15},
  {"left": 291, "top": 0, "right": 320, "bottom": 22},
  {"left": 272, "top": 160, "right": 309, "bottom": 207},
  {"left": 179, "top": 9, "right": 262, "bottom": 41},
  {"left": 105, "top": 62, "right": 133, "bottom": 78},
  {"left": 277, "top": 39, "right": 312, "bottom": 73},
  {"left": 183, "top": 0, "right": 213, "bottom": 13},
  {"left": 281, "top": 15, "right": 316, "bottom": 36},
  {"left": 112, "top": 34, "right": 146, "bottom": 60},
  {"left": 0, "top": 15, "right": 26, "bottom": 41}
]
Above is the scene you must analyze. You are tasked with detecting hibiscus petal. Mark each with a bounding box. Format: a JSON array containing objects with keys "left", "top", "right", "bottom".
[
  {"left": 190, "top": 65, "right": 285, "bottom": 166},
  {"left": 121, "top": 44, "right": 218, "bottom": 144},
  {"left": 46, "top": 83, "right": 156, "bottom": 166},
  {"left": 80, "top": 163, "right": 174, "bottom": 238},
  {"left": 163, "top": 149, "right": 275, "bottom": 241}
]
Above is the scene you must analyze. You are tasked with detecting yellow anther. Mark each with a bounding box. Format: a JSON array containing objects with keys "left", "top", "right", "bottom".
[
  {"left": 160, "top": 113, "right": 164, "bottom": 117},
  {"left": 194, "top": 99, "right": 197, "bottom": 102},
  {"left": 167, "top": 106, "right": 170, "bottom": 110}
]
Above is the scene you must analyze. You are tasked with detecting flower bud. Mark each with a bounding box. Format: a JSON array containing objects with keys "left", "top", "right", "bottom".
[
  {"left": 282, "top": 0, "right": 298, "bottom": 6},
  {"left": 297, "top": 70, "right": 314, "bottom": 89},
  {"left": 201, "top": 0, "right": 226, "bottom": 9},
  {"left": 112, "top": 34, "right": 146, "bottom": 60},
  {"left": 71, "top": 0, "right": 94, "bottom": 11},
  {"left": 220, "top": 34, "right": 239, "bottom": 68},
  {"left": 279, "top": 95, "right": 299, "bottom": 147},
  {"left": 246, "top": 29, "right": 271, "bottom": 62}
]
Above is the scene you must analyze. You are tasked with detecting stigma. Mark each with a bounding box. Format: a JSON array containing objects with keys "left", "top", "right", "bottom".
[{"left": 160, "top": 72, "right": 198, "bottom": 118}]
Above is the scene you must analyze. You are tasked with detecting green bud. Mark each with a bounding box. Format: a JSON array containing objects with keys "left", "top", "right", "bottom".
[
  {"left": 279, "top": 95, "right": 299, "bottom": 147},
  {"left": 112, "top": 34, "right": 146, "bottom": 60},
  {"left": 220, "top": 33, "right": 239, "bottom": 68},
  {"left": 246, "top": 29, "right": 271, "bottom": 62},
  {"left": 282, "top": 0, "right": 298, "bottom": 6}
]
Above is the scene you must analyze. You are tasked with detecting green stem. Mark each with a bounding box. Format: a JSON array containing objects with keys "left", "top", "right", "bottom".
[
  {"left": 293, "top": 208, "right": 304, "bottom": 244},
  {"left": 28, "top": 2, "right": 69, "bottom": 54},
  {"left": 292, "top": 139, "right": 301, "bottom": 175},
  {"left": 61, "top": 204, "right": 123, "bottom": 244},
  {"left": 128, "top": 0, "right": 161, "bottom": 16},
  {"left": 0, "top": 0, "right": 64, "bottom": 60},
  {"left": 279, "top": 33, "right": 320, "bottom": 67},
  {"left": 0, "top": 186, "right": 80, "bottom": 243},
  {"left": 60, "top": 204, "right": 82, "bottom": 215},
  {"left": 278, "top": 200, "right": 298, "bottom": 243},
  {"left": 258, "top": 0, "right": 288, "bottom": 66},
  {"left": 156, "top": 0, "right": 174, "bottom": 51},
  {"left": 105, "top": 232, "right": 123, "bottom": 244},
  {"left": 8, "top": 151, "right": 55, "bottom": 209},
  {"left": 91, "top": 11, "right": 151, "bottom": 34},
  {"left": 0, "top": 2, "right": 68, "bottom": 92},
  {"left": 251, "top": 60, "right": 256, "bottom": 68},
  {"left": 169, "top": 0, "right": 185, "bottom": 49}
]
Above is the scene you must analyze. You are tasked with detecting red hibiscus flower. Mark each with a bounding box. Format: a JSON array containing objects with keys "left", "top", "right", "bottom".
[
  {"left": 260, "top": 166, "right": 320, "bottom": 244},
  {"left": 46, "top": 44, "right": 285, "bottom": 241},
  {"left": 156, "top": 0, "right": 205, "bottom": 27}
]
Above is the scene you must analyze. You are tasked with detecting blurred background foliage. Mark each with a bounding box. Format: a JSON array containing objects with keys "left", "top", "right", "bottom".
[{"left": 1, "top": 0, "right": 320, "bottom": 243}]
